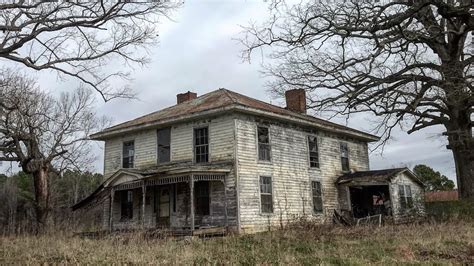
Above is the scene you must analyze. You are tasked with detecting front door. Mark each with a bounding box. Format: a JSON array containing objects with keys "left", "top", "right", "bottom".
[{"left": 156, "top": 186, "right": 170, "bottom": 227}]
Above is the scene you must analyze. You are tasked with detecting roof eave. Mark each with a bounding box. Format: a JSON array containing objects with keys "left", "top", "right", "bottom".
[
  {"left": 89, "top": 106, "right": 235, "bottom": 140},
  {"left": 232, "top": 105, "right": 380, "bottom": 142},
  {"left": 90, "top": 104, "right": 380, "bottom": 142}
]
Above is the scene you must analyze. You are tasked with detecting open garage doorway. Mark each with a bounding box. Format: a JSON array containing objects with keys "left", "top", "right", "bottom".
[{"left": 349, "top": 185, "right": 391, "bottom": 218}]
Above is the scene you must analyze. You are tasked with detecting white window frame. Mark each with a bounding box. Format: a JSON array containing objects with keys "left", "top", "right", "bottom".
[
  {"left": 340, "top": 142, "right": 350, "bottom": 172},
  {"left": 399, "top": 184, "right": 413, "bottom": 210},
  {"left": 256, "top": 125, "right": 272, "bottom": 162},
  {"left": 311, "top": 180, "right": 323, "bottom": 214},
  {"left": 307, "top": 135, "right": 320, "bottom": 168},
  {"left": 122, "top": 140, "right": 135, "bottom": 169},
  {"left": 193, "top": 126, "right": 210, "bottom": 164},
  {"left": 259, "top": 176, "right": 274, "bottom": 214}
]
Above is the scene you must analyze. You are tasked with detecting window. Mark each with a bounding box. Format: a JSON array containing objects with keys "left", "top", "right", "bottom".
[
  {"left": 122, "top": 141, "right": 135, "bottom": 168},
  {"left": 260, "top": 176, "right": 273, "bottom": 213},
  {"left": 195, "top": 181, "right": 210, "bottom": 215},
  {"left": 194, "top": 127, "right": 209, "bottom": 163},
  {"left": 257, "top": 126, "right": 271, "bottom": 161},
  {"left": 157, "top": 128, "right": 171, "bottom": 163},
  {"left": 312, "top": 181, "right": 323, "bottom": 213},
  {"left": 120, "top": 190, "right": 133, "bottom": 220},
  {"left": 308, "top": 136, "right": 319, "bottom": 168},
  {"left": 399, "top": 185, "right": 413, "bottom": 210},
  {"left": 340, "top": 143, "right": 349, "bottom": 172}
]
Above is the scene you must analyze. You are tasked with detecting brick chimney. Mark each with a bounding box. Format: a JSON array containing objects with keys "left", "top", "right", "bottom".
[
  {"left": 177, "top": 91, "right": 197, "bottom": 104},
  {"left": 285, "top": 89, "right": 306, "bottom": 114}
]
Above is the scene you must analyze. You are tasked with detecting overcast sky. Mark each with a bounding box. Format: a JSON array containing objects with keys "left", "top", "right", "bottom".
[{"left": 0, "top": 1, "right": 457, "bottom": 184}]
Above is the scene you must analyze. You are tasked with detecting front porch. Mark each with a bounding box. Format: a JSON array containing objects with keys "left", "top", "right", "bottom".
[{"left": 106, "top": 172, "right": 230, "bottom": 234}]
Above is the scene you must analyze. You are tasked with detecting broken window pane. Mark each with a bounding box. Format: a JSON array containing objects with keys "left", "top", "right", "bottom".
[
  {"left": 258, "top": 126, "right": 271, "bottom": 161},
  {"left": 312, "top": 181, "right": 323, "bottom": 213},
  {"left": 340, "top": 143, "right": 349, "bottom": 172},
  {"left": 308, "top": 136, "right": 319, "bottom": 168}
]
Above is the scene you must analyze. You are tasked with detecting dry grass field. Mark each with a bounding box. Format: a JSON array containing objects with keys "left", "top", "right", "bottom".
[{"left": 1, "top": 221, "right": 473, "bottom": 264}]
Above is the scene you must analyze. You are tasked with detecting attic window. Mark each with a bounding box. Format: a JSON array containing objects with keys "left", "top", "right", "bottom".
[
  {"left": 122, "top": 141, "right": 135, "bottom": 168},
  {"left": 257, "top": 126, "right": 271, "bottom": 161},
  {"left": 340, "top": 142, "right": 349, "bottom": 172}
]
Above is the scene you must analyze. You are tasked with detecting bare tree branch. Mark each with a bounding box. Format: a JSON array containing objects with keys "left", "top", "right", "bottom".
[
  {"left": 242, "top": 0, "right": 474, "bottom": 199},
  {"left": 0, "top": 0, "right": 182, "bottom": 101}
]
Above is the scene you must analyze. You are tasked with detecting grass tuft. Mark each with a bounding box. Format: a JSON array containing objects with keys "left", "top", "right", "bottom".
[{"left": 1, "top": 221, "right": 473, "bottom": 264}]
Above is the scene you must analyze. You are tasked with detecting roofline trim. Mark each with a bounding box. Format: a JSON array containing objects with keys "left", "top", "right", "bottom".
[
  {"left": 232, "top": 104, "right": 379, "bottom": 141},
  {"left": 90, "top": 104, "right": 380, "bottom": 142}
]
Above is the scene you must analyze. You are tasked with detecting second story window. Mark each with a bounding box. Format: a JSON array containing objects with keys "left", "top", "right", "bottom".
[
  {"left": 340, "top": 142, "right": 349, "bottom": 172},
  {"left": 157, "top": 128, "right": 171, "bottom": 163},
  {"left": 194, "top": 127, "right": 209, "bottom": 163},
  {"left": 308, "top": 136, "right": 319, "bottom": 168},
  {"left": 257, "top": 126, "right": 271, "bottom": 161},
  {"left": 122, "top": 141, "right": 135, "bottom": 168}
]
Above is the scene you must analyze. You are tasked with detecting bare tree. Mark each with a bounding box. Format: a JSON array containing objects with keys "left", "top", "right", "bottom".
[
  {"left": 0, "top": 0, "right": 181, "bottom": 101},
  {"left": 242, "top": 0, "right": 474, "bottom": 200},
  {"left": 0, "top": 70, "right": 108, "bottom": 230}
]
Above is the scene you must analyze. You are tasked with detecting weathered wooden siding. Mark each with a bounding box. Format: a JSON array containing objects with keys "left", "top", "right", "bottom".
[
  {"left": 104, "top": 130, "right": 157, "bottom": 178},
  {"left": 235, "top": 114, "right": 369, "bottom": 233},
  {"left": 103, "top": 116, "right": 235, "bottom": 179},
  {"left": 102, "top": 115, "right": 238, "bottom": 230},
  {"left": 390, "top": 173, "right": 425, "bottom": 223}
]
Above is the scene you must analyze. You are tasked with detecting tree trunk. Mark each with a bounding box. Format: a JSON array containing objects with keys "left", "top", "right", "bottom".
[
  {"left": 446, "top": 113, "right": 474, "bottom": 201},
  {"left": 443, "top": 62, "right": 473, "bottom": 201},
  {"left": 32, "top": 166, "right": 50, "bottom": 232},
  {"left": 450, "top": 145, "right": 474, "bottom": 201}
]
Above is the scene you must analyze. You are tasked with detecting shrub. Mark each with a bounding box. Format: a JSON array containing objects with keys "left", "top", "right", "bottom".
[{"left": 425, "top": 200, "right": 474, "bottom": 222}]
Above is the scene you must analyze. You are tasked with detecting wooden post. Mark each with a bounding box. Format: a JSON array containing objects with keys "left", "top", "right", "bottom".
[
  {"left": 223, "top": 176, "right": 228, "bottom": 231},
  {"left": 142, "top": 181, "right": 146, "bottom": 228},
  {"left": 109, "top": 188, "right": 115, "bottom": 232},
  {"left": 189, "top": 174, "right": 194, "bottom": 235}
]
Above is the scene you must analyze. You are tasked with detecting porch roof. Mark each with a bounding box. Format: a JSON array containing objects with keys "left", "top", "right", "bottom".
[
  {"left": 72, "top": 160, "right": 233, "bottom": 211},
  {"left": 336, "top": 167, "right": 424, "bottom": 186}
]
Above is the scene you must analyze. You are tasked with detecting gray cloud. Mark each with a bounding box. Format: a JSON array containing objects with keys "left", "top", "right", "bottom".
[{"left": 0, "top": 1, "right": 457, "bottom": 185}]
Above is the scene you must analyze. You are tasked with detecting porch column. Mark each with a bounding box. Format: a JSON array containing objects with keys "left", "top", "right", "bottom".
[
  {"left": 189, "top": 174, "right": 194, "bottom": 234},
  {"left": 109, "top": 188, "right": 115, "bottom": 232},
  {"left": 223, "top": 175, "right": 228, "bottom": 231},
  {"left": 142, "top": 181, "right": 146, "bottom": 227}
]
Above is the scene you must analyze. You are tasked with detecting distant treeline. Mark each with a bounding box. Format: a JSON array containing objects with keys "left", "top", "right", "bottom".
[{"left": 0, "top": 170, "right": 103, "bottom": 234}]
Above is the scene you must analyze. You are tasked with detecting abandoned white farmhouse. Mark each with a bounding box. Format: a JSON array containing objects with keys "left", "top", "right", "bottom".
[{"left": 73, "top": 89, "right": 425, "bottom": 234}]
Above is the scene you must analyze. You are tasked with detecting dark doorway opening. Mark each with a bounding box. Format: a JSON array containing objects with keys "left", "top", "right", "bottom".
[{"left": 349, "top": 185, "right": 391, "bottom": 218}]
